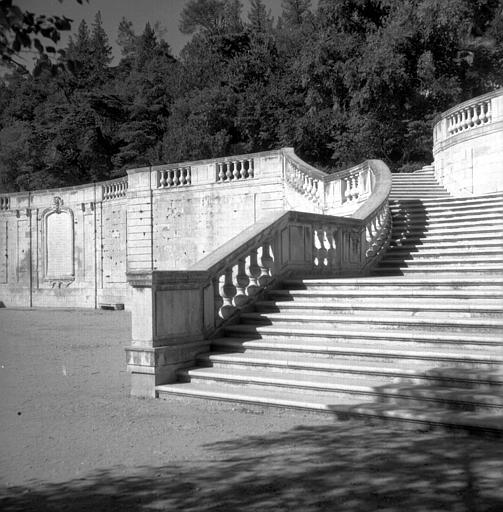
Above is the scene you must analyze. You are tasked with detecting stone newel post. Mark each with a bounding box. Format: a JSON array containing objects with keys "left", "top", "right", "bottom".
[{"left": 125, "top": 270, "right": 211, "bottom": 398}]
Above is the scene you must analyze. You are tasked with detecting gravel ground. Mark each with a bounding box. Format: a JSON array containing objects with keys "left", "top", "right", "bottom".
[{"left": 0, "top": 307, "right": 502, "bottom": 511}]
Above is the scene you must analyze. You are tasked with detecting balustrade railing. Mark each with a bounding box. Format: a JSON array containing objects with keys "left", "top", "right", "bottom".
[
  {"left": 433, "top": 89, "right": 502, "bottom": 148},
  {"left": 446, "top": 100, "right": 491, "bottom": 136},
  {"left": 158, "top": 166, "right": 192, "bottom": 188},
  {"left": 216, "top": 159, "right": 254, "bottom": 182},
  {"left": 0, "top": 196, "right": 10, "bottom": 210},
  {"left": 283, "top": 148, "right": 375, "bottom": 213},
  {"left": 284, "top": 158, "right": 324, "bottom": 205},
  {"left": 102, "top": 177, "right": 128, "bottom": 200}
]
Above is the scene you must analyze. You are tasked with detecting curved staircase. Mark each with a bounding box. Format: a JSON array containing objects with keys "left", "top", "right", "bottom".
[{"left": 158, "top": 169, "right": 503, "bottom": 434}]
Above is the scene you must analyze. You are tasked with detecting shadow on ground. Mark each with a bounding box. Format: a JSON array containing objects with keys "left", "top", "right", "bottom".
[{"left": 1, "top": 421, "right": 502, "bottom": 512}]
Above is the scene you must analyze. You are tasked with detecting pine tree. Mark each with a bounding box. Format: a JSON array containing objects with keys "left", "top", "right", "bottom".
[
  {"left": 91, "top": 11, "right": 112, "bottom": 69},
  {"left": 248, "top": 0, "right": 273, "bottom": 33},
  {"left": 117, "top": 17, "right": 138, "bottom": 59},
  {"left": 66, "top": 19, "right": 92, "bottom": 62},
  {"left": 280, "top": 0, "right": 312, "bottom": 26}
]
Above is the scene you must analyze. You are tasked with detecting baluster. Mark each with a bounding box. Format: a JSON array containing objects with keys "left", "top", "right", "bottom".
[
  {"left": 233, "top": 258, "right": 250, "bottom": 307},
  {"left": 167, "top": 170, "right": 174, "bottom": 187},
  {"left": 258, "top": 242, "right": 273, "bottom": 286},
  {"left": 313, "top": 227, "right": 322, "bottom": 266},
  {"left": 482, "top": 102, "right": 490, "bottom": 123},
  {"left": 226, "top": 162, "right": 233, "bottom": 181},
  {"left": 246, "top": 249, "right": 261, "bottom": 296},
  {"left": 319, "top": 227, "right": 330, "bottom": 267},
  {"left": 233, "top": 160, "right": 240, "bottom": 180},
  {"left": 469, "top": 105, "right": 475, "bottom": 127},
  {"left": 248, "top": 159, "right": 254, "bottom": 178},
  {"left": 219, "top": 267, "right": 236, "bottom": 319},
  {"left": 473, "top": 104, "right": 480, "bottom": 125},
  {"left": 217, "top": 163, "right": 225, "bottom": 182},
  {"left": 212, "top": 276, "right": 223, "bottom": 326},
  {"left": 186, "top": 168, "right": 191, "bottom": 185},
  {"left": 313, "top": 179, "right": 319, "bottom": 201}
]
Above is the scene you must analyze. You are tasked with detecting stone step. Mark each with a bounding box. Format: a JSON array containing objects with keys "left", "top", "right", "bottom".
[
  {"left": 385, "top": 246, "right": 503, "bottom": 258},
  {"left": 198, "top": 352, "right": 503, "bottom": 389},
  {"left": 390, "top": 187, "right": 449, "bottom": 193},
  {"left": 282, "top": 275, "right": 503, "bottom": 289},
  {"left": 391, "top": 211, "right": 503, "bottom": 225},
  {"left": 392, "top": 191, "right": 503, "bottom": 201},
  {"left": 373, "top": 265, "right": 503, "bottom": 276},
  {"left": 379, "top": 256, "right": 503, "bottom": 266},
  {"left": 156, "top": 382, "right": 503, "bottom": 435},
  {"left": 391, "top": 233, "right": 503, "bottom": 246},
  {"left": 391, "top": 223, "right": 502, "bottom": 236},
  {"left": 389, "top": 195, "right": 451, "bottom": 200},
  {"left": 239, "top": 312, "right": 503, "bottom": 335},
  {"left": 175, "top": 367, "right": 503, "bottom": 413},
  {"left": 254, "top": 299, "right": 503, "bottom": 318},
  {"left": 213, "top": 337, "right": 502, "bottom": 363},
  {"left": 224, "top": 323, "right": 503, "bottom": 347},
  {"left": 389, "top": 239, "right": 503, "bottom": 250},
  {"left": 389, "top": 203, "right": 503, "bottom": 215}
]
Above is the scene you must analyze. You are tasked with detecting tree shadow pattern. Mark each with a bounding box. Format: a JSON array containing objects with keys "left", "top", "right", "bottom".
[{"left": 1, "top": 421, "right": 502, "bottom": 512}]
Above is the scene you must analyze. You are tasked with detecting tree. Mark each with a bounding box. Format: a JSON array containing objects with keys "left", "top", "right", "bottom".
[
  {"left": 248, "top": 0, "right": 274, "bottom": 33},
  {"left": 90, "top": 11, "right": 112, "bottom": 69},
  {"left": 0, "top": 0, "right": 87, "bottom": 74},
  {"left": 179, "top": 0, "right": 227, "bottom": 34},
  {"left": 280, "top": 0, "right": 313, "bottom": 26}
]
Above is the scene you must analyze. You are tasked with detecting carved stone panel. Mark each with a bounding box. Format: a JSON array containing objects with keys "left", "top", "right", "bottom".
[{"left": 44, "top": 201, "right": 74, "bottom": 281}]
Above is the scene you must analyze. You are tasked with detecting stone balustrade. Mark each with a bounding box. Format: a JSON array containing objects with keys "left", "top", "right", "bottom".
[
  {"left": 283, "top": 149, "right": 375, "bottom": 214},
  {"left": 0, "top": 196, "right": 10, "bottom": 210},
  {"left": 158, "top": 166, "right": 192, "bottom": 188},
  {"left": 445, "top": 100, "right": 491, "bottom": 136},
  {"left": 216, "top": 159, "right": 254, "bottom": 182},
  {"left": 125, "top": 159, "right": 392, "bottom": 397},
  {"left": 433, "top": 89, "right": 503, "bottom": 195},
  {"left": 102, "top": 177, "right": 128, "bottom": 200}
]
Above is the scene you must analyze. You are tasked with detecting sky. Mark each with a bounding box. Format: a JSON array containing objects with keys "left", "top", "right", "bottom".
[{"left": 15, "top": 0, "right": 309, "bottom": 68}]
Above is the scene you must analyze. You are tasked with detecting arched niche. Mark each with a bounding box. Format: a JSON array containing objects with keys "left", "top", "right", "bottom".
[{"left": 43, "top": 197, "right": 75, "bottom": 283}]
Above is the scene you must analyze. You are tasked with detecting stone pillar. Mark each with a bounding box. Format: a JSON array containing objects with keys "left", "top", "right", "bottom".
[
  {"left": 125, "top": 270, "right": 211, "bottom": 398},
  {"left": 126, "top": 167, "right": 154, "bottom": 272}
]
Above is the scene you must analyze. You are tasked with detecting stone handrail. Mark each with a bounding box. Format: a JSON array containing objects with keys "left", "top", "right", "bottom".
[
  {"left": 282, "top": 148, "right": 378, "bottom": 213},
  {"left": 125, "top": 158, "right": 392, "bottom": 396}
]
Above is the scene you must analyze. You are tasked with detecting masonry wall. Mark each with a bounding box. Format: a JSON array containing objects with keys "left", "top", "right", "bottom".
[
  {"left": 0, "top": 151, "right": 287, "bottom": 309},
  {"left": 0, "top": 183, "right": 131, "bottom": 309},
  {"left": 433, "top": 89, "right": 503, "bottom": 196}
]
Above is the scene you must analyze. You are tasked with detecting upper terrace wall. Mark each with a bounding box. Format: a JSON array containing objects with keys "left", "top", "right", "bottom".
[
  {"left": 433, "top": 89, "right": 503, "bottom": 196},
  {"left": 0, "top": 147, "right": 390, "bottom": 309},
  {"left": 0, "top": 179, "right": 129, "bottom": 308}
]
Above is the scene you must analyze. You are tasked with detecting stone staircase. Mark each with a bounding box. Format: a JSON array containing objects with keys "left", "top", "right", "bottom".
[{"left": 158, "top": 169, "right": 503, "bottom": 434}]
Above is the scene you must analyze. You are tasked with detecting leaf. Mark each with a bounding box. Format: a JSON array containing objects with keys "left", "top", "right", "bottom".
[{"left": 34, "top": 38, "right": 43, "bottom": 53}]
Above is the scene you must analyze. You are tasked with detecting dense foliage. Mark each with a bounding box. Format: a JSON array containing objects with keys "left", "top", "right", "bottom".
[{"left": 1, "top": 0, "right": 502, "bottom": 191}]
